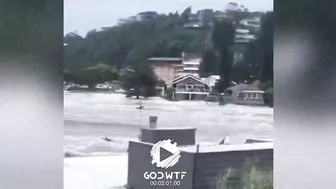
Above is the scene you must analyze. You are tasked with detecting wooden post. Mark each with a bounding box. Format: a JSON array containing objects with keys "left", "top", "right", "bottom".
[{"left": 189, "top": 93, "right": 192, "bottom": 101}]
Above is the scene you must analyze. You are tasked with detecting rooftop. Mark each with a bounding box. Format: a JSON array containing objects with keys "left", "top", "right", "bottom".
[
  {"left": 240, "top": 90, "right": 265, "bottom": 93},
  {"left": 245, "top": 138, "right": 273, "bottom": 143},
  {"left": 138, "top": 11, "right": 158, "bottom": 15},
  {"left": 207, "top": 75, "right": 220, "bottom": 79},
  {"left": 183, "top": 60, "right": 201, "bottom": 65},
  {"left": 130, "top": 140, "right": 273, "bottom": 154},
  {"left": 227, "top": 83, "right": 260, "bottom": 91},
  {"left": 183, "top": 67, "right": 199, "bottom": 71},
  {"left": 141, "top": 127, "right": 196, "bottom": 131},
  {"left": 170, "top": 74, "right": 208, "bottom": 86},
  {"left": 181, "top": 142, "right": 273, "bottom": 153}
]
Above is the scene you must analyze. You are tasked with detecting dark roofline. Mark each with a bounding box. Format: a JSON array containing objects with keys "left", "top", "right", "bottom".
[{"left": 170, "top": 74, "right": 210, "bottom": 86}]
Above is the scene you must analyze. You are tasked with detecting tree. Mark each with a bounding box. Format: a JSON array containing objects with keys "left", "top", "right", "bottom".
[
  {"left": 232, "top": 39, "right": 261, "bottom": 83},
  {"left": 85, "top": 63, "right": 118, "bottom": 82},
  {"left": 211, "top": 19, "right": 235, "bottom": 92},
  {"left": 199, "top": 49, "right": 218, "bottom": 77},
  {"left": 217, "top": 160, "right": 273, "bottom": 189},
  {"left": 259, "top": 12, "right": 273, "bottom": 83},
  {"left": 63, "top": 11, "right": 208, "bottom": 72},
  {"left": 180, "top": 6, "right": 192, "bottom": 23},
  {"left": 64, "top": 63, "right": 118, "bottom": 88},
  {"left": 121, "top": 64, "right": 158, "bottom": 98}
]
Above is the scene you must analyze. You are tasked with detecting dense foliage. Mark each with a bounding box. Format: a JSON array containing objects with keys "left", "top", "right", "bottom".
[
  {"left": 211, "top": 18, "right": 235, "bottom": 92},
  {"left": 64, "top": 8, "right": 210, "bottom": 97},
  {"left": 121, "top": 64, "right": 158, "bottom": 98},
  {"left": 217, "top": 160, "right": 273, "bottom": 189},
  {"left": 64, "top": 6, "right": 273, "bottom": 103},
  {"left": 204, "top": 11, "right": 273, "bottom": 92},
  {"left": 64, "top": 10, "right": 208, "bottom": 71},
  {"left": 64, "top": 63, "right": 118, "bottom": 88}
]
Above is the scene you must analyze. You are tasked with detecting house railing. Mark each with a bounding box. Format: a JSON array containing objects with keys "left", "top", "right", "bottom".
[{"left": 176, "top": 88, "right": 210, "bottom": 92}]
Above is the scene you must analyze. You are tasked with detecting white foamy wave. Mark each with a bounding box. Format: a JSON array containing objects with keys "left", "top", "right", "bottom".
[{"left": 64, "top": 135, "right": 135, "bottom": 157}]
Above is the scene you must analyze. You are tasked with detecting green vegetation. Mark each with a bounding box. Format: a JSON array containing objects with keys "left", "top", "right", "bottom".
[
  {"left": 121, "top": 64, "right": 158, "bottom": 98},
  {"left": 211, "top": 18, "right": 235, "bottom": 93},
  {"left": 63, "top": 9, "right": 208, "bottom": 71},
  {"left": 64, "top": 63, "right": 118, "bottom": 88},
  {"left": 63, "top": 8, "right": 209, "bottom": 95},
  {"left": 64, "top": 6, "right": 273, "bottom": 104},
  {"left": 205, "top": 11, "right": 273, "bottom": 94},
  {"left": 217, "top": 160, "right": 273, "bottom": 189}
]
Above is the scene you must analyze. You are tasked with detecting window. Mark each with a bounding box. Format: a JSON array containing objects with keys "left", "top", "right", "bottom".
[
  {"left": 186, "top": 85, "right": 193, "bottom": 91},
  {"left": 238, "top": 93, "right": 244, "bottom": 100},
  {"left": 252, "top": 93, "right": 257, "bottom": 99}
]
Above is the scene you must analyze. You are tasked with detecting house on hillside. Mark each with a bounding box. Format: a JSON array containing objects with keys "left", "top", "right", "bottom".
[
  {"left": 184, "top": 9, "right": 214, "bottom": 29},
  {"left": 117, "top": 16, "right": 137, "bottom": 25},
  {"left": 149, "top": 53, "right": 206, "bottom": 99},
  {"left": 117, "top": 11, "right": 158, "bottom": 25},
  {"left": 226, "top": 83, "right": 265, "bottom": 105},
  {"left": 167, "top": 74, "right": 210, "bottom": 101},
  {"left": 149, "top": 52, "right": 202, "bottom": 84},
  {"left": 136, "top": 11, "right": 158, "bottom": 21},
  {"left": 175, "top": 52, "right": 202, "bottom": 78}
]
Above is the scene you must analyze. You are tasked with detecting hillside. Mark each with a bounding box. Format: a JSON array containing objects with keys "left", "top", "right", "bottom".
[{"left": 64, "top": 11, "right": 209, "bottom": 71}]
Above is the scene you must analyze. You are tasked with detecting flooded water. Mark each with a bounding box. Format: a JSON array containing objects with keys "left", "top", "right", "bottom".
[{"left": 64, "top": 91, "right": 273, "bottom": 157}]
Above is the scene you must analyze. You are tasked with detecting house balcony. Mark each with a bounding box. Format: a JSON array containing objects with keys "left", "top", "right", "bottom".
[{"left": 175, "top": 87, "right": 210, "bottom": 93}]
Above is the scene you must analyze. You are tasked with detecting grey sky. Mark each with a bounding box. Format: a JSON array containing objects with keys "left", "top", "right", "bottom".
[{"left": 64, "top": 0, "right": 273, "bottom": 36}]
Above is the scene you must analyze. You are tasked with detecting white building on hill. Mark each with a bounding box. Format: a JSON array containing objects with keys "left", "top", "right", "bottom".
[{"left": 175, "top": 52, "right": 202, "bottom": 78}]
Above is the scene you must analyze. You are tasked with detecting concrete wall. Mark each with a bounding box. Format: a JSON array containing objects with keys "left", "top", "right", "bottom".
[
  {"left": 193, "top": 149, "right": 273, "bottom": 189},
  {"left": 140, "top": 128, "right": 196, "bottom": 146},
  {"left": 127, "top": 141, "right": 273, "bottom": 189},
  {"left": 127, "top": 141, "right": 195, "bottom": 189}
]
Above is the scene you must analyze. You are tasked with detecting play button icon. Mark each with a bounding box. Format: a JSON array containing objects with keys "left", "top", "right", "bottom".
[
  {"left": 160, "top": 146, "right": 174, "bottom": 162},
  {"left": 150, "top": 139, "right": 182, "bottom": 168}
]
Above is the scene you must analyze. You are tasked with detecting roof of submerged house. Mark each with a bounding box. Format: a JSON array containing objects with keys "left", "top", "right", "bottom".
[
  {"left": 169, "top": 74, "right": 209, "bottom": 86},
  {"left": 227, "top": 83, "right": 261, "bottom": 92}
]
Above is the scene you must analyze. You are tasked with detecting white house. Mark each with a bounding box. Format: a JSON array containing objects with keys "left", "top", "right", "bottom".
[
  {"left": 226, "top": 83, "right": 265, "bottom": 106},
  {"left": 168, "top": 74, "right": 210, "bottom": 101},
  {"left": 175, "top": 52, "right": 202, "bottom": 78},
  {"left": 202, "top": 75, "right": 220, "bottom": 91}
]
